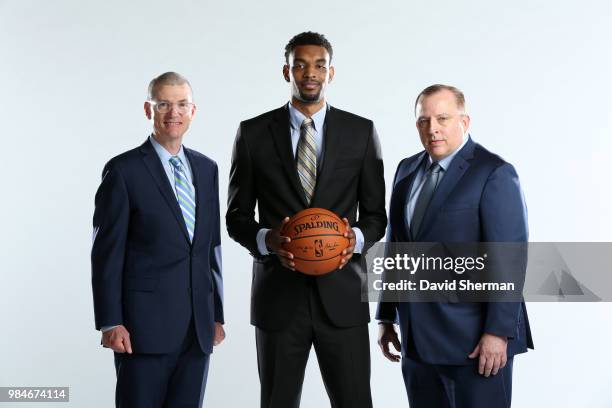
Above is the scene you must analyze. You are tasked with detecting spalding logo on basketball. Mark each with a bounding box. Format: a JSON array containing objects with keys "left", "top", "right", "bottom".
[{"left": 282, "top": 208, "right": 349, "bottom": 276}]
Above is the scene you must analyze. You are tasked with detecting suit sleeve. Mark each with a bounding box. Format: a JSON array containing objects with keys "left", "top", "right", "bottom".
[
  {"left": 226, "top": 123, "right": 264, "bottom": 257},
  {"left": 354, "top": 123, "right": 387, "bottom": 246},
  {"left": 91, "top": 161, "right": 129, "bottom": 330},
  {"left": 480, "top": 162, "right": 528, "bottom": 338},
  {"left": 210, "top": 163, "right": 225, "bottom": 324},
  {"left": 375, "top": 158, "right": 406, "bottom": 323}
]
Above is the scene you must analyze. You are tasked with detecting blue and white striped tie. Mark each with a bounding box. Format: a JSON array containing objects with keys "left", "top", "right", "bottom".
[{"left": 169, "top": 156, "right": 196, "bottom": 242}]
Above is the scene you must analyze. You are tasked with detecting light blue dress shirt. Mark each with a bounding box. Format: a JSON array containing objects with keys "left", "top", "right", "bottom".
[
  {"left": 256, "top": 102, "right": 365, "bottom": 256},
  {"left": 149, "top": 134, "right": 196, "bottom": 198},
  {"left": 405, "top": 133, "right": 470, "bottom": 227},
  {"left": 288, "top": 100, "right": 326, "bottom": 162}
]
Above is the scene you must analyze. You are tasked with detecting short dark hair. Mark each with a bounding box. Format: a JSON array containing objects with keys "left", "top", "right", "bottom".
[
  {"left": 284, "top": 31, "right": 333, "bottom": 64},
  {"left": 414, "top": 84, "right": 466, "bottom": 116},
  {"left": 147, "top": 71, "right": 192, "bottom": 100}
]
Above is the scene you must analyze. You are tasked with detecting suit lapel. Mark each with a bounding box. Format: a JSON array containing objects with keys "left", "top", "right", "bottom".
[
  {"left": 311, "top": 105, "right": 339, "bottom": 206},
  {"left": 139, "top": 139, "right": 190, "bottom": 243},
  {"left": 415, "top": 138, "right": 475, "bottom": 240},
  {"left": 269, "top": 105, "right": 308, "bottom": 207},
  {"left": 391, "top": 153, "right": 427, "bottom": 242},
  {"left": 184, "top": 148, "right": 206, "bottom": 245}
]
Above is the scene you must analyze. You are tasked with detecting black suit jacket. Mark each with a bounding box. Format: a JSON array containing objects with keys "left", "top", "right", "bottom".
[
  {"left": 91, "top": 138, "right": 224, "bottom": 354},
  {"left": 226, "top": 104, "right": 387, "bottom": 330}
]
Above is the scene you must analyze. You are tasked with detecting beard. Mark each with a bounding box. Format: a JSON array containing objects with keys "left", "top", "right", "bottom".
[{"left": 292, "top": 82, "right": 324, "bottom": 104}]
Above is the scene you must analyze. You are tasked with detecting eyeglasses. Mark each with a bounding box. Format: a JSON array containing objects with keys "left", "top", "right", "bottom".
[{"left": 149, "top": 101, "right": 195, "bottom": 114}]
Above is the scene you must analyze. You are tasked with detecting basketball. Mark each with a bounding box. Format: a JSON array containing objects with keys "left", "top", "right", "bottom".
[{"left": 281, "top": 208, "right": 349, "bottom": 276}]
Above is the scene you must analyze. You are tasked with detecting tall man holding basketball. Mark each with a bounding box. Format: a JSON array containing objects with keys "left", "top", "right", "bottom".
[{"left": 226, "top": 32, "right": 386, "bottom": 408}]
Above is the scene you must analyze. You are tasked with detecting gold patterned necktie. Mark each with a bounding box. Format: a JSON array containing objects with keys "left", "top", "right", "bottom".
[{"left": 296, "top": 118, "right": 317, "bottom": 204}]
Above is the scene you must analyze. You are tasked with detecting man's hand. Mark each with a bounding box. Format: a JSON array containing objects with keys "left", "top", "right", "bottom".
[
  {"left": 468, "top": 333, "right": 508, "bottom": 377},
  {"left": 339, "top": 218, "right": 356, "bottom": 269},
  {"left": 378, "top": 323, "right": 401, "bottom": 362},
  {"left": 101, "top": 325, "right": 132, "bottom": 354},
  {"left": 213, "top": 322, "right": 225, "bottom": 346},
  {"left": 265, "top": 217, "right": 295, "bottom": 270}
]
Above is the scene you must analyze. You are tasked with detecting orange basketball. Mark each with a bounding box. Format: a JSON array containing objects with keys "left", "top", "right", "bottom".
[{"left": 281, "top": 208, "right": 349, "bottom": 276}]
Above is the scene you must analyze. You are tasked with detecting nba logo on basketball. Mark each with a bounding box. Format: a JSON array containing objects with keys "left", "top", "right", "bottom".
[{"left": 314, "top": 239, "right": 324, "bottom": 257}]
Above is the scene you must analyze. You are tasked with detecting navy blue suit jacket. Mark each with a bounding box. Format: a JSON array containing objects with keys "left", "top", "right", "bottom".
[
  {"left": 91, "top": 138, "right": 224, "bottom": 354},
  {"left": 377, "top": 137, "right": 533, "bottom": 365}
]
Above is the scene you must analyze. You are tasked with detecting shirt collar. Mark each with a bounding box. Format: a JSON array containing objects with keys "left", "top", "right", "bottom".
[
  {"left": 149, "top": 134, "right": 188, "bottom": 166},
  {"left": 427, "top": 132, "right": 470, "bottom": 171},
  {"left": 288, "top": 102, "right": 327, "bottom": 133}
]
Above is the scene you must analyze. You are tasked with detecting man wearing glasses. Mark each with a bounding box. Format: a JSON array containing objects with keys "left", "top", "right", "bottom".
[{"left": 91, "top": 72, "right": 225, "bottom": 407}]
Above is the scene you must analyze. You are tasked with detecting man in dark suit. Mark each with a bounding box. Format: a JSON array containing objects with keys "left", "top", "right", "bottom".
[
  {"left": 377, "top": 84, "right": 533, "bottom": 407},
  {"left": 91, "top": 72, "right": 225, "bottom": 408},
  {"left": 226, "top": 32, "right": 386, "bottom": 408}
]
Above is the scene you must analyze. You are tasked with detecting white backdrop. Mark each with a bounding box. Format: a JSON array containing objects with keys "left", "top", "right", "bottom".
[{"left": 1, "top": 0, "right": 611, "bottom": 406}]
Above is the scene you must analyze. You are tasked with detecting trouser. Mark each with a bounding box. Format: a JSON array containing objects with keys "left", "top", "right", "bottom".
[
  {"left": 255, "top": 280, "right": 373, "bottom": 408},
  {"left": 402, "top": 355, "right": 514, "bottom": 408},
  {"left": 114, "top": 321, "right": 210, "bottom": 408}
]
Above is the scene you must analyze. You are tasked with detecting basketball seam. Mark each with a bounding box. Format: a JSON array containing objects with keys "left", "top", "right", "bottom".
[
  {"left": 293, "top": 255, "right": 343, "bottom": 262},
  {"left": 290, "top": 233, "right": 346, "bottom": 241}
]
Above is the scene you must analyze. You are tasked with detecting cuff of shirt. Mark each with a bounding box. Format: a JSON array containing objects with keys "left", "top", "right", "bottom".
[
  {"left": 352, "top": 227, "right": 364, "bottom": 254},
  {"left": 378, "top": 320, "right": 395, "bottom": 325},
  {"left": 256, "top": 228, "right": 271, "bottom": 256},
  {"left": 101, "top": 325, "right": 120, "bottom": 333}
]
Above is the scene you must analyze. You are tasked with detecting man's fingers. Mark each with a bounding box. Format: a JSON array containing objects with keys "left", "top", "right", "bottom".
[
  {"left": 340, "top": 217, "right": 355, "bottom": 268},
  {"left": 501, "top": 355, "right": 508, "bottom": 369},
  {"left": 383, "top": 350, "right": 400, "bottom": 362},
  {"left": 491, "top": 356, "right": 501, "bottom": 376},
  {"left": 379, "top": 341, "right": 400, "bottom": 363},
  {"left": 274, "top": 235, "right": 291, "bottom": 252},
  {"left": 277, "top": 217, "right": 291, "bottom": 235},
  {"left": 378, "top": 325, "right": 401, "bottom": 363},
  {"left": 341, "top": 218, "right": 355, "bottom": 236},
  {"left": 392, "top": 335, "right": 401, "bottom": 352},
  {"left": 213, "top": 324, "right": 225, "bottom": 346},
  {"left": 478, "top": 354, "right": 486, "bottom": 375},
  {"left": 112, "top": 339, "right": 126, "bottom": 353},
  {"left": 279, "top": 258, "right": 295, "bottom": 270},
  {"left": 341, "top": 246, "right": 355, "bottom": 256},
  {"left": 276, "top": 249, "right": 294, "bottom": 259},
  {"left": 468, "top": 344, "right": 480, "bottom": 359},
  {"left": 483, "top": 355, "right": 494, "bottom": 377},
  {"left": 385, "top": 349, "right": 400, "bottom": 362},
  {"left": 338, "top": 254, "right": 353, "bottom": 269},
  {"left": 339, "top": 235, "right": 355, "bottom": 268},
  {"left": 280, "top": 216, "right": 291, "bottom": 227},
  {"left": 379, "top": 342, "right": 391, "bottom": 360},
  {"left": 123, "top": 336, "right": 133, "bottom": 354},
  {"left": 276, "top": 248, "right": 295, "bottom": 270},
  {"left": 281, "top": 262, "right": 295, "bottom": 270}
]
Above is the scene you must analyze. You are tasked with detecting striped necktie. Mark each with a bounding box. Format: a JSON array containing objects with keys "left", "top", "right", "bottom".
[
  {"left": 297, "top": 118, "right": 317, "bottom": 204},
  {"left": 169, "top": 156, "right": 196, "bottom": 242}
]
